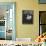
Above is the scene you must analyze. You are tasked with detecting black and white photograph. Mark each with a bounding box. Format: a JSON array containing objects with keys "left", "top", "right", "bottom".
[{"left": 22, "top": 10, "right": 33, "bottom": 24}]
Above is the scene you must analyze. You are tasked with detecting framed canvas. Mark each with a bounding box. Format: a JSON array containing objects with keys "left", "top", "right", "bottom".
[
  {"left": 22, "top": 10, "right": 33, "bottom": 24},
  {"left": 39, "top": 0, "right": 46, "bottom": 4},
  {"left": 0, "top": 2, "right": 16, "bottom": 40}
]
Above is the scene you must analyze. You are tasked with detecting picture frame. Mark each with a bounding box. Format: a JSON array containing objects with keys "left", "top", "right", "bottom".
[
  {"left": 22, "top": 10, "right": 33, "bottom": 24},
  {"left": 39, "top": 0, "right": 46, "bottom": 4}
]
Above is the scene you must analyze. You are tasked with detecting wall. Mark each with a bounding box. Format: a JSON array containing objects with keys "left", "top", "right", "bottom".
[
  {"left": 0, "top": 0, "right": 45, "bottom": 40},
  {"left": 16, "top": 0, "right": 39, "bottom": 40}
]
